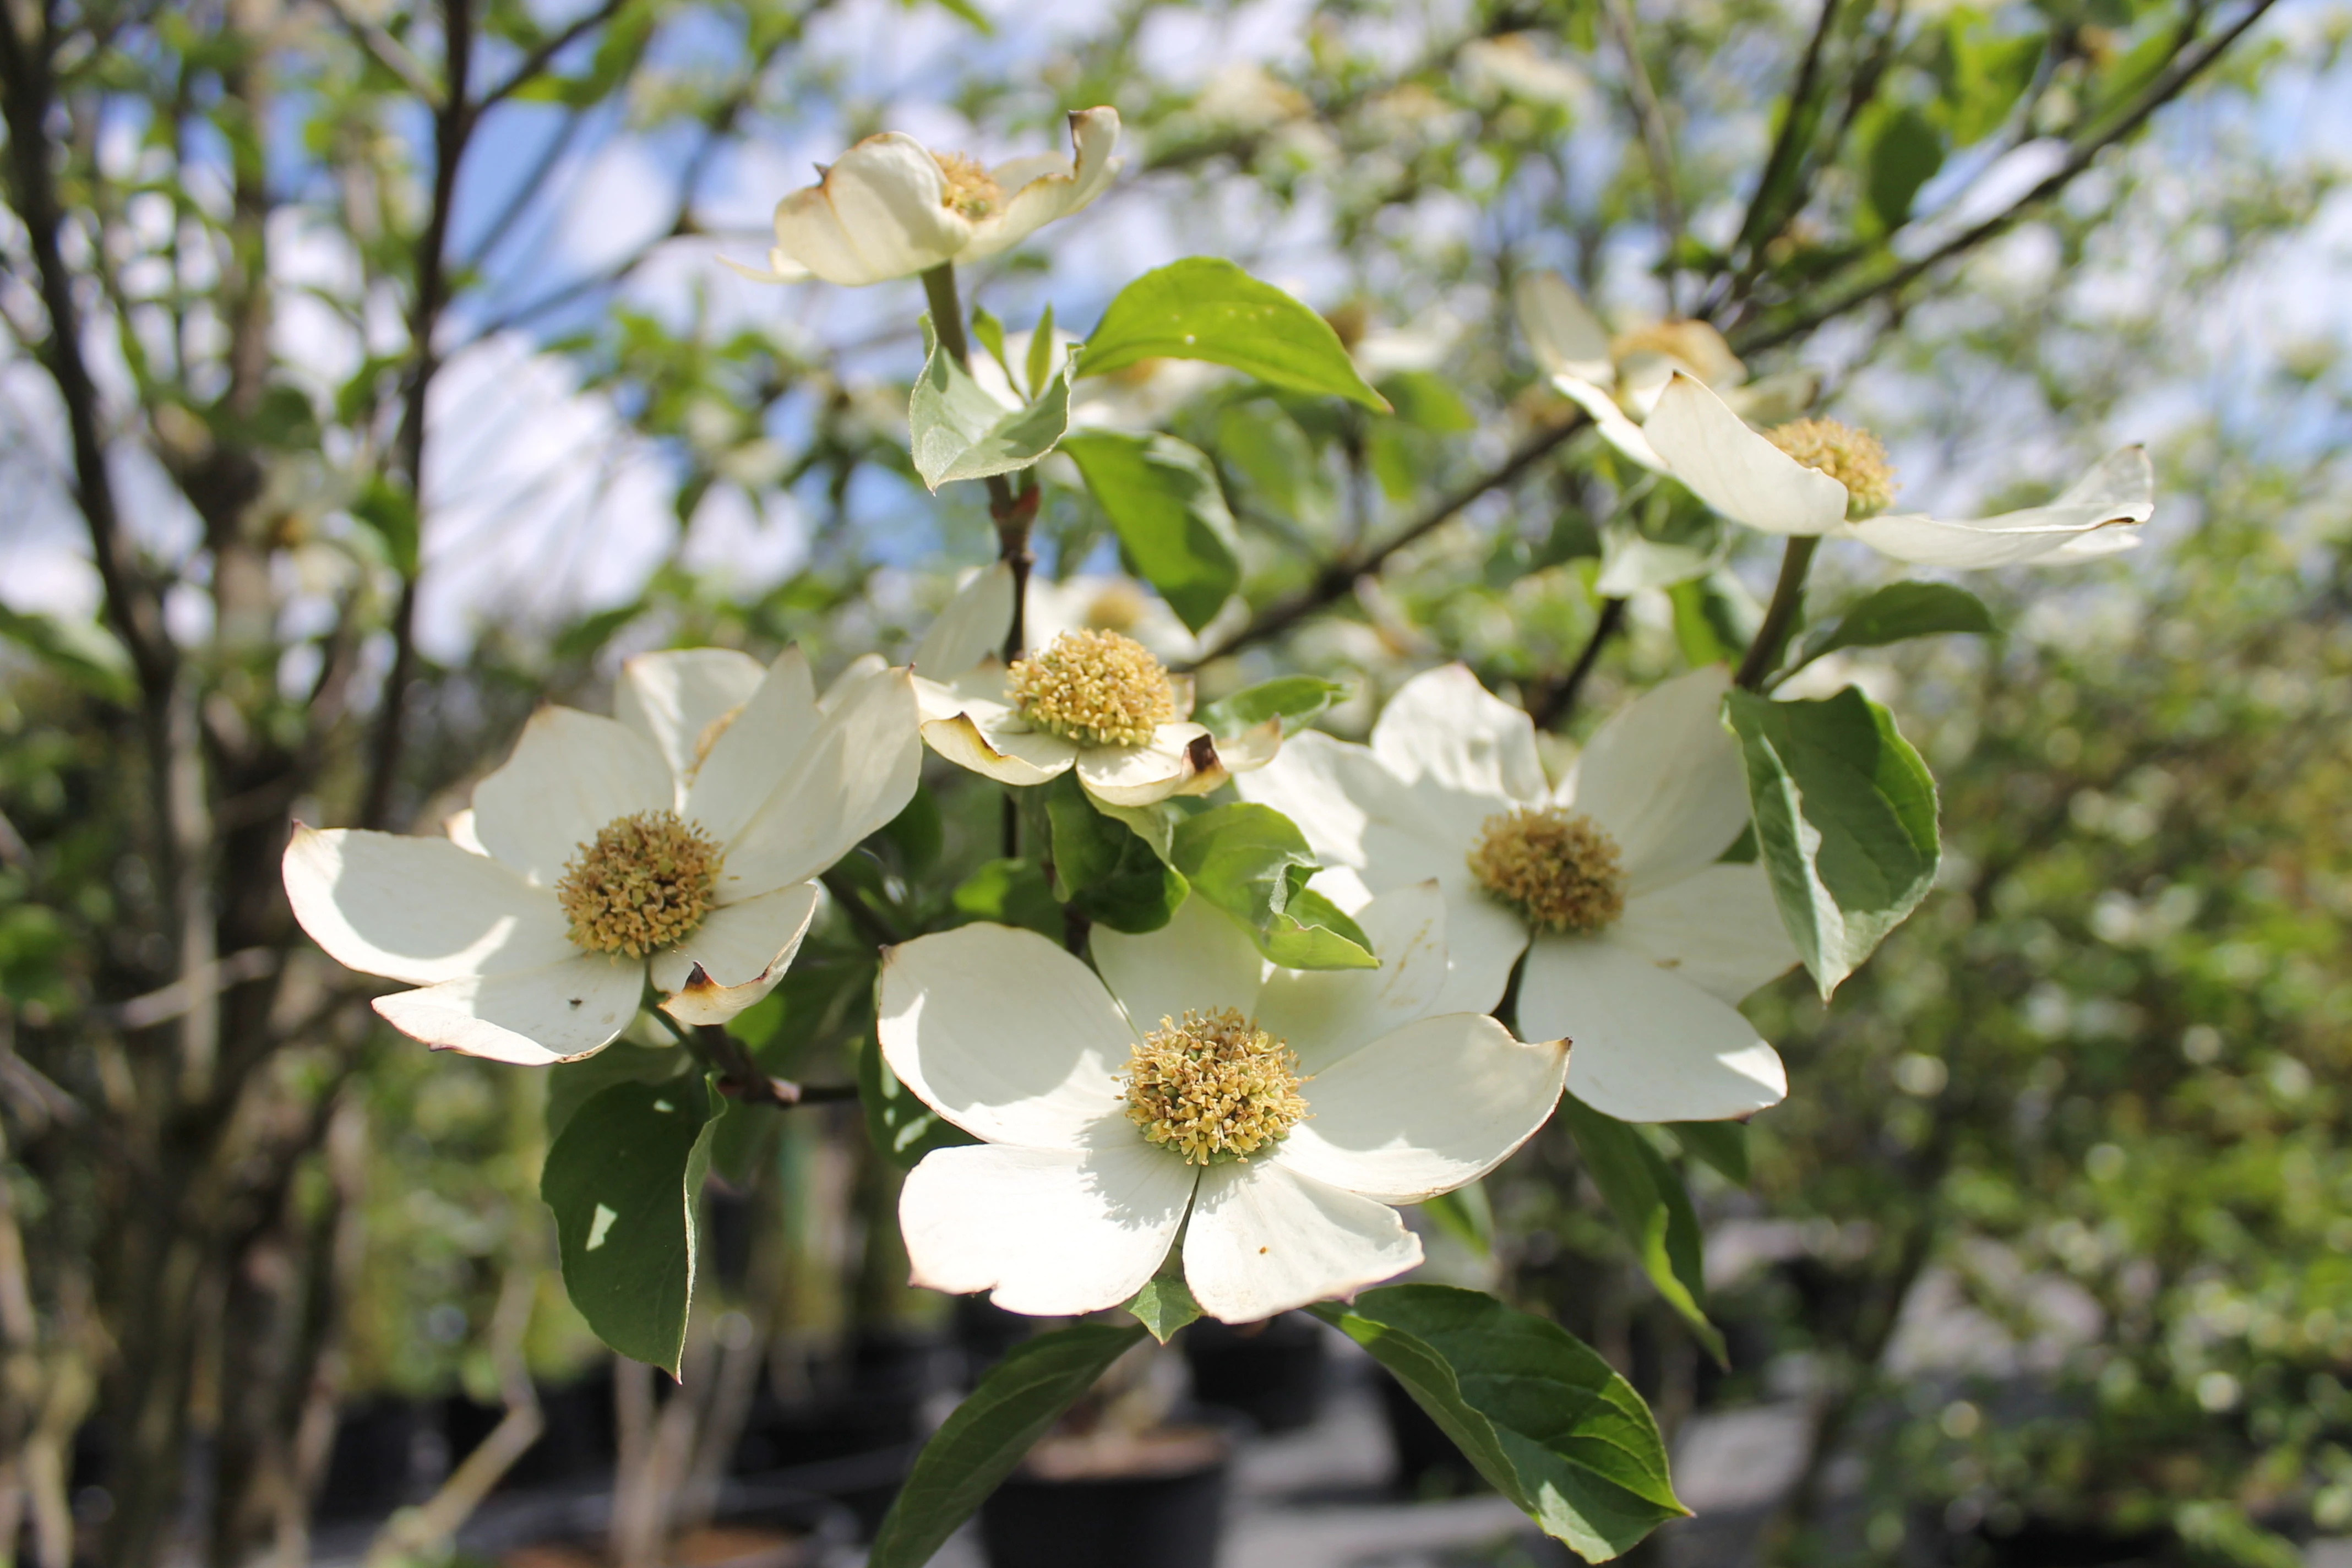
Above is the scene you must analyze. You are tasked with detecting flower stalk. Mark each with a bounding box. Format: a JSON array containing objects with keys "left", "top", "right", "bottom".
[{"left": 1735, "top": 534, "right": 1819, "bottom": 690}]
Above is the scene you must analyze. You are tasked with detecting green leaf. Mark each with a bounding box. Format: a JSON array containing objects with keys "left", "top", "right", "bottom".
[
  {"left": 1941, "top": 18, "right": 2043, "bottom": 146},
  {"left": 950, "top": 858, "right": 1064, "bottom": 941},
  {"left": 0, "top": 604, "right": 135, "bottom": 705},
  {"left": 540, "top": 1077, "right": 719, "bottom": 1373},
  {"left": 1309, "top": 1286, "right": 1686, "bottom": 1561},
  {"left": 1125, "top": 1262, "right": 1203, "bottom": 1343},
  {"left": 970, "top": 305, "right": 1010, "bottom": 380},
  {"left": 1864, "top": 105, "right": 1946, "bottom": 234},
  {"left": 1668, "top": 1119, "right": 1751, "bottom": 1186},
  {"left": 857, "top": 1035, "right": 979, "bottom": 1170},
  {"left": 1077, "top": 258, "right": 1391, "bottom": 412},
  {"left": 1170, "top": 804, "right": 1377, "bottom": 970},
  {"left": 1422, "top": 1180, "right": 1494, "bottom": 1257},
  {"left": 1559, "top": 1095, "right": 1727, "bottom": 1366},
  {"left": 1059, "top": 431, "right": 1241, "bottom": 634},
  {"left": 1790, "top": 581, "right": 1994, "bottom": 672},
  {"left": 868, "top": 1323, "right": 1147, "bottom": 1568},
  {"left": 351, "top": 476, "right": 420, "bottom": 576},
  {"left": 1026, "top": 303, "right": 1057, "bottom": 401},
  {"left": 910, "top": 317, "right": 1074, "bottom": 490},
  {"left": 1193, "top": 677, "right": 1346, "bottom": 739},
  {"left": 546, "top": 1040, "right": 690, "bottom": 1142},
  {"left": 1724, "top": 687, "right": 1941, "bottom": 999},
  {"left": 1667, "top": 571, "right": 1762, "bottom": 668},
  {"left": 1043, "top": 774, "right": 1190, "bottom": 934},
  {"left": 1378, "top": 369, "right": 1476, "bottom": 433}
]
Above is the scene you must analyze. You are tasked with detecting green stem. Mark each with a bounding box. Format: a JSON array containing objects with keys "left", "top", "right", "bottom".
[
  {"left": 922, "top": 262, "right": 1036, "bottom": 858},
  {"left": 1735, "top": 535, "right": 1820, "bottom": 690}
]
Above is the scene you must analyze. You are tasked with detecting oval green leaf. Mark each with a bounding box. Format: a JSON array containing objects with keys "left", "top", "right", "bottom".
[{"left": 1076, "top": 258, "right": 1390, "bottom": 412}]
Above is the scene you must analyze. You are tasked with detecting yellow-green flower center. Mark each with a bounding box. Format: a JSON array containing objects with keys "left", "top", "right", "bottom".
[
  {"left": 934, "top": 152, "right": 1003, "bottom": 219},
  {"left": 1123, "top": 1008, "right": 1309, "bottom": 1166},
  {"left": 1007, "top": 629, "right": 1178, "bottom": 749},
  {"left": 1765, "top": 417, "right": 1897, "bottom": 519},
  {"left": 554, "top": 810, "right": 721, "bottom": 957},
  {"left": 1468, "top": 806, "right": 1627, "bottom": 934}
]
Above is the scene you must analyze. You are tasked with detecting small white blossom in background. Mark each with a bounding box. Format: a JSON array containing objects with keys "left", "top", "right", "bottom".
[
  {"left": 726, "top": 108, "right": 1121, "bottom": 287},
  {"left": 879, "top": 888, "right": 1567, "bottom": 1322},
  {"left": 1512, "top": 268, "right": 1818, "bottom": 471},
  {"left": 910, "top": 562, "right": 1279, "bottom": 807},
  {"left": 284, "top": 650, "right": 921, "bottom": 1063},
  {"left": 1644, "top": 371, "right": 2155, "bottom": 568},
  {"left": 1240, "top": 663, "right": 1796, "bottom": 1123}
]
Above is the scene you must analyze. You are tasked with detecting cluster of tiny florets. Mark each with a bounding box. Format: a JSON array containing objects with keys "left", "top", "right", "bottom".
[
  {"left": 1007, "top": 629, "right": 1178, "bottom": 749},
  {"left": 554, "top": 810, "right": 721, "bottom": 957},
  {"left": 1468, "top": 806, "right": 1627, "bottom": 934},
  {"left": 933, "top": 152, "right": 1003, "bottom": 219},
  {"left": 1765, "top": 417, "right": 1897, "bottom": 519},
  {"left": 1123, "top": 1009, "right": 1309, "bottom": 1166}
]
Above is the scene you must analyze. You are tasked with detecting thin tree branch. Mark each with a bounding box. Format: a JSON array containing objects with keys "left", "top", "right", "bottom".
[
  {"left": 470, "top": 0, "right": 630, "bottom": 118},
  {"left": 1718, "top": 0, "right": 1843, "bottom": 310},
  {"left": 1186, "top": 413, "right": 1589, "bottom": 667},
  {"left": 1527, "top": 596, "right": 1627, "bottom": 728},
  {"left": 362, "top": 0, "right": 476, "bottom": 830},
  {"left": 1596, "top": 0, "right": 1686, "bottom": 304},
  {"left": 311, "top": 0, "right": 443, "bottom": 109},
  {"left": 1732, "top": 0, "right": 2281, "bottom": 355}
]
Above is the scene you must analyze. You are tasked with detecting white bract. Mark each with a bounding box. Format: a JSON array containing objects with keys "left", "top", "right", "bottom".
[
  {"left": 1512, "top": 269, "right": 1815, "bottom": 472},
  {"left": 910, "top": 563, "right": 1279, "bottom": 807},
  {"left": 727, "top": 109, "right": 1121, "bottom": 287},
  {"left": 284, "top": 650, "right": 922, "bottom": 1064},
  {"left": 1239, "top": 663, "right": 1796, "bottom": 1123},
  {"left": 879, "top": 889, "right": 1567, "bottom": 1321},
  {"left": 1644, "top": 372, "right": 2155, "bottom": 568}
]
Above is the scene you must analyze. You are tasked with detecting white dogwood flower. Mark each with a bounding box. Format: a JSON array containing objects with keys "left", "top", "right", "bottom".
[
  {"left": 1239, "top": 663, "right": 1796, "bottom": 1123},
  {"left": 910, "top": 563, "right": 1278, "bottom": 807},
  {"left": 1644, "top": 372, "right": 2155, "bottom": 568},
  {"left": 726, "top": 109, "right": 1121, "bottom": 288},
  {"left": 880, "top": 888, "right": 1567, "bottom": 1321},
  {"left": 284, "top": 649, "right": 922, "bottom": 1064},
  {"left": 1512, "top": 269, "right": 1815, "bottom": 471}
]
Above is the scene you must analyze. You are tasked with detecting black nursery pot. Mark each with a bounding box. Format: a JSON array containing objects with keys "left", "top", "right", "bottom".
[
  {"left": 1182, "top": 1312, "right": 1329, "bottom": 1435},
  {"left": 1375, "top": 1370, "right": 1489, "bottom": 1499},
  {"left": 977, "top": 1427, "right": 1235, "bottom": 1568}
]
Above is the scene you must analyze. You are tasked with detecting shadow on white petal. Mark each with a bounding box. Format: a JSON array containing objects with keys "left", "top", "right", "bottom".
[
  {"left": 373, "top": 952, "right": 641, "bottom": 1065},
  {"left": 901, "top": 1140, "right": 1192, "bottom": 1316},
  {"left": 1521, "top": 936, "right": 1787, "bottom": 1123},
  {"left": 284, "top": 826, "right": 575, "bottom": 986},
  {"left": 1184, "top": 1161, "right": 1421, "bottom": 1323}
]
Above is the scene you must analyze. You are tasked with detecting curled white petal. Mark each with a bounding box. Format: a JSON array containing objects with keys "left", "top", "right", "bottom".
[{"left": 1646, "top": 372, "right": 1849, "bottom": 537}]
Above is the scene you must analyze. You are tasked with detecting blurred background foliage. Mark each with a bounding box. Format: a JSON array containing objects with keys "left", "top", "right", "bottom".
[{"left": 0, "top": 0, "right": 2346, "bottom": 1558}]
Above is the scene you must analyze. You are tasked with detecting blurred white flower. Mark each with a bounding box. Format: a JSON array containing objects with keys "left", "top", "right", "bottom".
[
  {"left": 284, "top": 649, "right": 920, "bottom": 1063},
  {"left": 1645, "top": 372, "right": 2154, "bottom": 567},
  {"left": 880, "top": 887, "right": 1566, "bottom": 1321},
  {"left": 1239, "top": 663, "right": 1795, "bottom": 1122},
  {"left": 1512, "top": 269, "right": 1817, "bottom": 470},
  {"left": 1460, "top": 34, "right": 1592, "bottom": 110},
  {"left": 910, "top": 563, "right": 1276, "bottom": 806},
  {"left": 728, "top": 108, "right": 1121, "bottom": 287}
]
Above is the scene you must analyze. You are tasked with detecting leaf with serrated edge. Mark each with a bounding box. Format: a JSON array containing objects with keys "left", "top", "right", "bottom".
[
  {"left": 1311, "top": 1286, "right": 1686, "bottom": 1562},
  {"left": 867, "top": 1323, "right": 1146, "bottom": 1568}
]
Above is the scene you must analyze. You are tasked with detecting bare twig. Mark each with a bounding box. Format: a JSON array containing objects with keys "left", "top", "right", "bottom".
[
  {"left": 471, "top": 0, "right": 631, "bottom": 117},
  {"left": 1596, "top": 0, "right": 1686, "bottom": 304},
  {"left": 1527, "top": 596, "right": 1627, "bottom": 728},
  {"left": 1187, "top": 413, "right": 1589, "bottom": 667},
  {"left": 311, "top": 0, "right": 443, "bottom": 109},
  {"left": 1733, "top": 0, "right": 2282, "bottom": 355}
]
